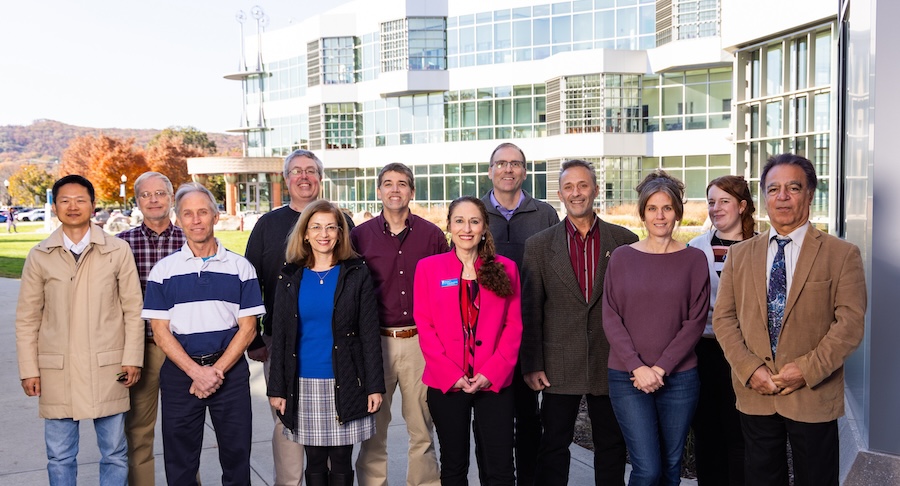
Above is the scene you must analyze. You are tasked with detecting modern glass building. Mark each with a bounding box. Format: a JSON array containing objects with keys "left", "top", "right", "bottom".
[{"left": 186, "top": 0, "right": 900, "bottom": 478}]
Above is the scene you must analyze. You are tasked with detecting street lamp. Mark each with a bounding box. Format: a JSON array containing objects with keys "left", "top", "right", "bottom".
[{"left": 120, "top": 174, "right": 127, "bottom": 210}]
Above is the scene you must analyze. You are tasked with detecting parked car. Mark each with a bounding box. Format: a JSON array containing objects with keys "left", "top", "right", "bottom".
[{"left": 16, "top": 209, "right": 46, "bottom": 221}]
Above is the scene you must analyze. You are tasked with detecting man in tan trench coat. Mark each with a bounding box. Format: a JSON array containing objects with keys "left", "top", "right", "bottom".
[{"left": 16, "top": 174, "right": 145, "bottom": 485}]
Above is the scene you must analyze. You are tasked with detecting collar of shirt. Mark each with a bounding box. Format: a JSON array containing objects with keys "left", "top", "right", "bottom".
[
  {"left": 564, "top": 215, "right": 599, "bottom": 240},
  {"left": 381, "top": 214, "right": 411, "bottom": 235},
  {"left": 178, "top": 238, "right": 227, "bottom": 262},
  {"left": 766, "top": 221, "right": 810, "bottom": 287},
  {"left": 140, "top": 221, "right": 176, "bottom": 238},
  {"left": 489, "top": 190, "right": 525, "bottom": 221},
  {"left": 62, "top": 227, "right": 91, "bottom": 254}
]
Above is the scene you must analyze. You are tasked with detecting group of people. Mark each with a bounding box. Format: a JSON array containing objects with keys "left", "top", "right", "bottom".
[{"left": 15, "top": 144, "right": 865, "bottom": 486}]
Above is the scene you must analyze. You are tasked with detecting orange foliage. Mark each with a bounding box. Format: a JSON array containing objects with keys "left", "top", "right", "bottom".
[
  {"left": 60, "top": 134, "right": 149, "bottom": 203},
  {"left": 145, "top": 136, "right": 206, "bottom": 189}
]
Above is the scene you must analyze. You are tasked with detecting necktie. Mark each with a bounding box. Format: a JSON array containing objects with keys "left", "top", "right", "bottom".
[{"left": 767, "top": 237, "right": 791, "bottom": 358}]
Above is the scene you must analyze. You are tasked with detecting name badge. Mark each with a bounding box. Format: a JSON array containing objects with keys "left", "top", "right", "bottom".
[{"left": 441, "top": 278, "right": 460, "bottom": 288}]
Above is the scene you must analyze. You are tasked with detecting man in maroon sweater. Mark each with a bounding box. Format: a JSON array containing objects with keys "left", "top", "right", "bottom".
[{"left": 352, "top": 163, "right": 448, "bottom": 486}]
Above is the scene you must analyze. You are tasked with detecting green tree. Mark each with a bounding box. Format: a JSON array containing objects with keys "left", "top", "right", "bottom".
[
  {"left": 151, "top": 126, "right": 217, "bottom": 154},
  {"left": 9, "top": 164, "right": 56, "bottom": 206}
]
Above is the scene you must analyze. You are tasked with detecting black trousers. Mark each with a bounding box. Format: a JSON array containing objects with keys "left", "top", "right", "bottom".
[
  {"left": 692, "top": 337, "right": 745, "bottom": 485},
  {"left": 740, "top": 413, "right": 839, "bottom": 486},
  {"left": 159, "top": 357, "right": 252, "bottom": 486},
  {"left": 427, "top": 385, "right": 515, "bottom": 486},
  {"left": 536, "top": 392, "right": 626, "bottom": 486},
  {"left": 474, "top": 364, "right": 542, "bottom": 486}
]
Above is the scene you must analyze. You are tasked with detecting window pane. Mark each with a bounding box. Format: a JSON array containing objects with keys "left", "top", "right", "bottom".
[
  {"left": 596, "top": 10, "right": 614, "bottom": 39},
  {"left": 552, "top": 15, "right": 572, "bottom": 44},
  {"left": 514, "top": 20, "right": 532, "bottom": 47},
  {"left": 767, "top": 44, "right": 783, "bottom": 95},
  {"left": 534, "top": 18, "right": 551, "bottom": 45},
  {"left": 616, "top": 7, "right": 637, "bottom": 38},
  {"left": 573, "top": 13, "right": 592, "bottom": 42},
  {"left": 815, "top": 31, "right": 831, "bottom": 85},
  {"left": 495, "top": 22, "right": 511, "bottom": 49}
]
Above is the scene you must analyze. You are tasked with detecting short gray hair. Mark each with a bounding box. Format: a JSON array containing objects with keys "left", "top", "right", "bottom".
[
  {"left": 134, "top": 171, "right": 174, "bottom": 196},
  {"left": 559, "top": 159, "right": 597, "bottom": 186},
  {"left": 174, "top": 182, "right": 218, "bottom": 215},
  {"left": 283, "top": 149, "right": 324, "bottom": 180}
]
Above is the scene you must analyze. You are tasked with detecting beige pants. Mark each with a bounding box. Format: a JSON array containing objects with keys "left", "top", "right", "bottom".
[
  {"left": 356, "top": 333, "right": 440, "bottom": 486},
  {"left": 263, "top": 334, "right": 306, "bottom": 486},
  {"left": 125, "top": 342, "right": 166, "bottom": 486}
]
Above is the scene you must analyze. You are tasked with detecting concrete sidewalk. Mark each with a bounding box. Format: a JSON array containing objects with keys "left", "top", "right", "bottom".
[{"left": 0, "top": 277, "right": 695, "bottom": 485}]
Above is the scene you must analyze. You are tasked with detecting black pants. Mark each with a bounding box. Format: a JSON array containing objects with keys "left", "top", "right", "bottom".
[
  {"left": 536, "top": 392, "right": 626, "bottom": 486},
  {"left": 427, "top": 385, "right": 515, "bottom": 486},
  {"left": 740, "top": 413, "right": 838, "bottom": 486},
  {"left": 474, "top": 364, "right": 541, "bottom": 486},
  {"left": 305, "top": 444, "right": 352, "bottom": 474},
  {"left": 692, "top": 337, "right": 745, "bottom": 485},
  {"left": 159, "top": 357, "right": 252, "bottom": 486}
]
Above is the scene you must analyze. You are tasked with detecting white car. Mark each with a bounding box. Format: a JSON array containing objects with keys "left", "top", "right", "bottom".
[{"left": 16, "top": 209, "right": 46, "bottom": 221}]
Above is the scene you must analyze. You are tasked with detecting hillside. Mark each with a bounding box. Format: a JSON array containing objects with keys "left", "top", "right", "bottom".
[{"left": 0, "top": 119, "right": 244, "bottom": 165}]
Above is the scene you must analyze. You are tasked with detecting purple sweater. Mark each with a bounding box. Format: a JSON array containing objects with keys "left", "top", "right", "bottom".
[{"left": 602, "top": 245, "right": 710, "bottom": 374}]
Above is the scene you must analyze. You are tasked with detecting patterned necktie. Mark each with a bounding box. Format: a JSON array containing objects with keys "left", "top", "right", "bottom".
[{"left": 767, "top": 237, "right": 791, "bottom": 358}]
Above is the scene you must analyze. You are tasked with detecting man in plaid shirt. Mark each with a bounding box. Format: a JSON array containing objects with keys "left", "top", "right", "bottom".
[{"left": 117, "top": 171, "right": 185, "bottom": 486}]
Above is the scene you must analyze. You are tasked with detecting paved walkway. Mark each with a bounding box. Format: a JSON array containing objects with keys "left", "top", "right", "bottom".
[{"left": 0, "top": 277, "right": 695, "bottom": 485}]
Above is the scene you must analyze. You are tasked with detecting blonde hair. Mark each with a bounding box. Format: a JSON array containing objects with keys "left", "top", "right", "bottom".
[{"left": 285, "top": 199, "right": 357, "bottom": 267}]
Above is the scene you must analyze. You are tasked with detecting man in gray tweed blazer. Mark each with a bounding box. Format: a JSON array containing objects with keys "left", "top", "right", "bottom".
[{"left": 520, "top": 159, "right": 637, "bottom": 486}]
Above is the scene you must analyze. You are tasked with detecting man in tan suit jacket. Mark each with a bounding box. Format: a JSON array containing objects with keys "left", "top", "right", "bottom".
[{"left": 713, "top": 153, "right": 867, "bottom": 486}]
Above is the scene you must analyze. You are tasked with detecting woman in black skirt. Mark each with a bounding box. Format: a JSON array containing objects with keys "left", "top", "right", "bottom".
[{"left": 267, "top": 199, "right": 385, "bottom": 486}]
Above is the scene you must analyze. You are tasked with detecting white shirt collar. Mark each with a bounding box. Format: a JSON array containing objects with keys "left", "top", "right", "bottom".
[{"left": 62, "top": 227, "right": 91, "bottom": 254}]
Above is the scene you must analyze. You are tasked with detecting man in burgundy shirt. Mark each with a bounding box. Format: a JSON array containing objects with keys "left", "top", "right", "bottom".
[
  {"left": 352, "top": 163, "right": 448, "bottom": 486},
  {"left": 117, "top": 171, "right": 185, "bottom": 486},
  {"left": 520, "top": 160, "right": 637, "bottom": 486}
]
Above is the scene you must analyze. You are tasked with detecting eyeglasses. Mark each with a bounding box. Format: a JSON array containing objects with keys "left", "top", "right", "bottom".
[
  {"left": 308, "top": 224, "right": 340, "bottom": 235},
  {"left": 288, "top": 168, "right": 320, "bottom": 178},
  {"left": 492, "top": 160, "right": 525, "bottom": 170},
  {"left": 138, "top": 190, "right": 170, "bottom": 200}
]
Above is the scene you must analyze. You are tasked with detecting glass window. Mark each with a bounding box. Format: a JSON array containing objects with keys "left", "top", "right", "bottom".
[
  {"left": 460, "top": 27, "right": 475, "bottom": 53},
  {"left": 815, "top": 31, "right": 832, "bottom": 86},
  {"left": 616, "top": 7, "right": 637, "bottom": 38},
  {"left": 494, "top": 9, "right": 511, "bottom": 21},
  {"left": 552, "top": 15, "right": 572, "bottom": 44},
  {"left": 766, "top": 44, "right": 783, "bottom": 95},
  {"left": 477, "top": 24, "right": 492, "bottom": 52},
  {"left": 595, "top": 10, "right": 614, "bottom": 39},
  {"left": 792, "top": 37, "right": 808, "bottom": 91},
  {"left": 513, "top": 6, "right": 531, "bottom": 18},
  {"left": 534, "top": 18, "right": 551, "bottom": 45},
  {"left": 814, "top": 92, "right": 830, "bottom": 132},
  {"left": 573, "top": 13, "right": 592, "bottom": 42},
  {"left": 495, "top": 23, "right": 511, "bottom": 49},
  {"left": 533, "top": 4, "right": 551, "bottom": 16},
  {"left": 513, "top": 20, "right": 532, "bottom": 47},
  {"left": 685, "top": 170, "right": 707, "bottom": 199}
]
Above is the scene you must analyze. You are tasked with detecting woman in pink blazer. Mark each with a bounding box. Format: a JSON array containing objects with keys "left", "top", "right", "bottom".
[{"left": 414, "top": 196, "right": 522, "bottom": 486}]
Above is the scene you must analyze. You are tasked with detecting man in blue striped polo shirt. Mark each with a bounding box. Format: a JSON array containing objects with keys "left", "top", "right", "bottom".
[{"left": 142, "top": 183, "right": 265, "bottom": 485}]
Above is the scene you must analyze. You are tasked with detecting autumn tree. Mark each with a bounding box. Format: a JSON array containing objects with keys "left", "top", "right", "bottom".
[
  {"left": 8, "top": 164, "right": 56, "bottom": 206},
  {"left": 145, "top": 136, "right": 206, "bottom": 190},
  {"left": 60, "top": 134, "right": 149, "bottom": 204},
  {"left": 151, "top": 126, "right": 217, "bottom": 154}
]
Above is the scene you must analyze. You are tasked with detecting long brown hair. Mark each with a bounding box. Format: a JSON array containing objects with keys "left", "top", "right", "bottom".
[
  {"left": 707, "top": 175, "right": 756, "bottom": 240},
  {"left": 285, "top": 199, "right": 357, "bottom": 267},
  {"left": 447, "top": 196, "right": 513, "bottom": 297}
]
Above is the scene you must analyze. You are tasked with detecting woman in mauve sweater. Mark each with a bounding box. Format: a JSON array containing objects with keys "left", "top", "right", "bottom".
[{"left": 602, "top": 170, "right": 710, "bottom": 486}]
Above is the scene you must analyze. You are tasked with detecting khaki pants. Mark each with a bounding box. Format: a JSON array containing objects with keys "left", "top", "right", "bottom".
[
  {"left": 356, "top": 333, "right": 440, "bottom": 486},
  {"left": 263, "top": 334, "right": 305, "bottom": 486},
  {"left": 125, "top": 341, "right": 166, "bottom": 486}
]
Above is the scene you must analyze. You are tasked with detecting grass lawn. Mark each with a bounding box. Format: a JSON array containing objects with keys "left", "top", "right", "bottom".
[{"left": 0, "top": 225, "right": 252, "bottom": 279}]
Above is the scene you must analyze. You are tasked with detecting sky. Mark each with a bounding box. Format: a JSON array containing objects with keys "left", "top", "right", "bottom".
[{"left": 0, "top": 1, "right": 350, "bottom": 134}]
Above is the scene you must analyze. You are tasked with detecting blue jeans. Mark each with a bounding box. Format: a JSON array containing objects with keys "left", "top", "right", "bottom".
[
  {"left": 609, "top": 368, "right": 699, "bottom": 486},
  {"left": 45, "top": 413, "right": 128, "bottom": 486}
]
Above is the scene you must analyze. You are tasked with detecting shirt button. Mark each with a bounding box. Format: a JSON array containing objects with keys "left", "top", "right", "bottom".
[
  {"left": 403, "top": 311, "right": 408, "bottom": 316},
  {"left": 398, "top": 250, "right": 402, "bottom": 254},
  {"left": 399, "top": 270, "right": 404, "bottom": 275},
  {"left": 401, "top": 291, "right": 406, "bottom": 295}
]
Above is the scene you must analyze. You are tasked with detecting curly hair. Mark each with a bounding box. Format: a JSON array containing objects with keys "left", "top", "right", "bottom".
[
  {"left": 447, "top": 196, "right": 513, "bottom": 297},
  {"left": 707, "top": 175, "right": 756, "bottom": 240}
]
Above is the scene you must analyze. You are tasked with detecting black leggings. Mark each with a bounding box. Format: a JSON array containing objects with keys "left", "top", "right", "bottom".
[{"left": 305, "top": 445, "right": 353, "bottom": 474}]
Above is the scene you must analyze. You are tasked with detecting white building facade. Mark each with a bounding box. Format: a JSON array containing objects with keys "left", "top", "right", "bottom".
[{"left": 195, "top": 0, "right": 900, "bottom": 479}]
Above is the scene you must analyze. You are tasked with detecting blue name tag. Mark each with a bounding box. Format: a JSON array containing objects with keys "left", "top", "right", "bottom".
[{"left": 441, "top": 278, "right": 460, "bottom": 288}]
